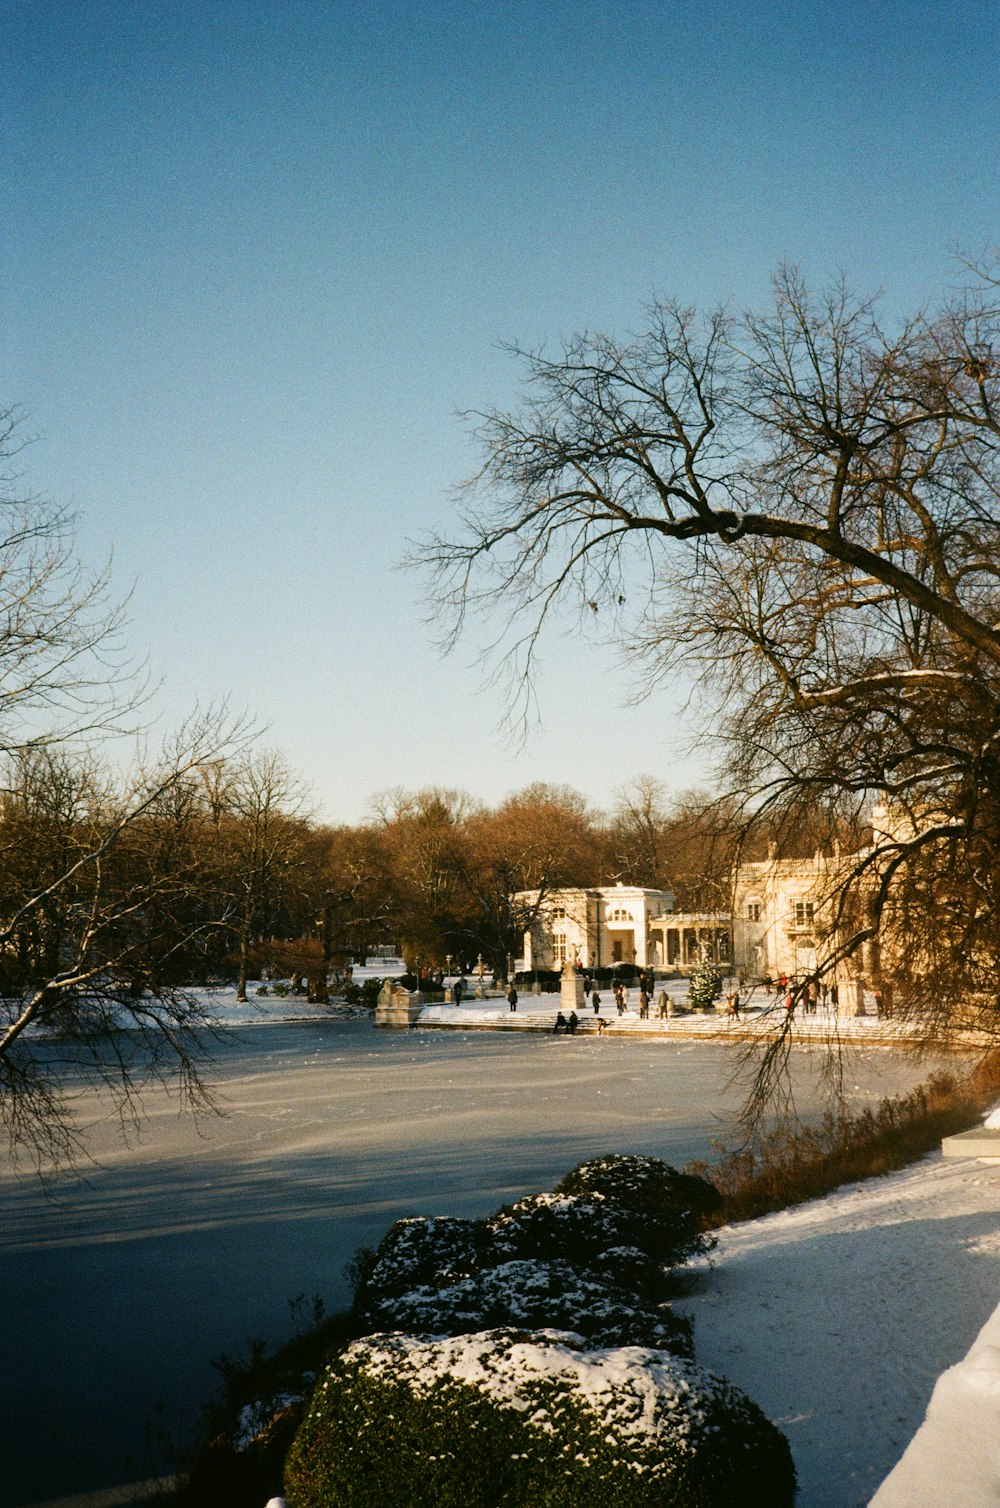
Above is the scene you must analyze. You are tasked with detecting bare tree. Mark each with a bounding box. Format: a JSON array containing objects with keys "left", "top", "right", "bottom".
[
  {"left": 218, "top": 749, "right": 311, "bottom": 1003},
  {"left": 419, "top": 258, "right": 1000, "bottom": 1060},
  {"left": 370, "top": 787, "right": 478, "bottom": 970},
  {"left": 0, "top": 709, "right": 252, "bottom": 1169},
  {"left": 0, "top": 408, "right": 143, "bottom": 752},
  {"left": 0, "top": 412, "right": 261, "bottom": 1167},
  {"left": 309, "top": 822, "right": 396, "bottom": 971}
]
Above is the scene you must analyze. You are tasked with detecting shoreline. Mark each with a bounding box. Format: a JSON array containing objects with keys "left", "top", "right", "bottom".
[{"left": 404, "top": 997, "right": 982, "bottom": 1054}]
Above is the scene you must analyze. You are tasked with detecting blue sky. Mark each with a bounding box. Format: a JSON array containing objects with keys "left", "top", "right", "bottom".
[{"left": 3, "top": 0, "right": 998, "bottom": 821}]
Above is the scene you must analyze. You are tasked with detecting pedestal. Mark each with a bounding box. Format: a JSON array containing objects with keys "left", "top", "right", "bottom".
[
  {"left": 560, "top": 959, "right": 585, "bottom": 1013},
  {"left": 374, "top": 984, "right": 423, "bottom": 1027}
]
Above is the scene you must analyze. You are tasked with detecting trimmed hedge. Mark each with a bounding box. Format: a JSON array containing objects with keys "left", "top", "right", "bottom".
[
  {"left": 284, "top": 1330, "right": 797, "bottom": 1508},
  {"left": 361, "top": 1256, "right": 693, "bottom": 1354}
]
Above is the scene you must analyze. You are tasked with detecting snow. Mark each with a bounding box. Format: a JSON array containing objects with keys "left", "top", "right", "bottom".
[
  {"left": 870, "top": 1293, "right": 1000, "bottom": 1506},
  {"left": 191, "top": 965, "right": 925, "bottom": 1047},
  {"left": 342, "top": 1329, "right": 744, "bottom": 1449},
  {"left": 674, "top": 1143, "right": 1000, "bottom": 1507}
]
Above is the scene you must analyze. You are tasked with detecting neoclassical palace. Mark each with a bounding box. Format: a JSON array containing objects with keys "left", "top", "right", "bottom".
[
  {"left": 518, "top": 848, "right": 855, "bottom": 979},
  {"left": 518, "top": 883, "right": 732, "bottom": 974}
]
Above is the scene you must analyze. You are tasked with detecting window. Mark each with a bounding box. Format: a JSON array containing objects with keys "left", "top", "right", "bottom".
[
  {"left": 746, "top": 901, "right": 761, "bottom": 923},
  {"left": 553, "top": 933, "right": 567, "bottom": 964},
  {"left": 793, "top": 901, "right": 815, "bottom": 926},
  {"left": 553, "top": 906, "right": 566, "bottom": 920}
]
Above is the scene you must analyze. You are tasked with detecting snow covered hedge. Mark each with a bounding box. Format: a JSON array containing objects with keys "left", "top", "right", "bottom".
[
  {"left": 362, "top": 1256, "right": 693, "bottom": 1353},
  {"left": 352, "top": 1155, "right": 719, "bottom": 1338},
  {"left": 277, "top": 1158, "right": 791, "bottom": 1503},
  {"left": 284, "top": 1328, "right": 797, "bottom": 1507}
]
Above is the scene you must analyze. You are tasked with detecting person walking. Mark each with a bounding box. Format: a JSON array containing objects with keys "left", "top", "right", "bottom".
[
  {"left": 639, "top": 987, "right": 649, "bottom": 1019},
  {"left": 453, "top": 976, "right": 464, "bottom": 1007},
  {"left": 507, "top": 982, "right": 518, "bottom": 1011},
  {"left": 657, "top": 987, "right": 671, "bottom": 1019},
  {"left": 591, "top": 988, "right": 601, "bottom": 1014}
]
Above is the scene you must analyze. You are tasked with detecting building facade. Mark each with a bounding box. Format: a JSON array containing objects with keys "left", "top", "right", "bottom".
[
  {"left": 520, "top": 848, "right": 862, "bottom": 981},
  {"left": 518, "top": 884, "right": 732, "bottom": 973},
  {"left": 519, "top": 884, "right": 675, "bottom": 971},
  {"left": 731, "top": 851, "right": 843, "bottom": 981}
]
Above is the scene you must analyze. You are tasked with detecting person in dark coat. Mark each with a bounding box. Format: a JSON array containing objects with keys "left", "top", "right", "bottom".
[
  {"left": 553, "top": 1011, "right": 567, "bottom": 1033},
  {"left": 453, "top": 977, "right": 464, "bottom": 1006},
  {"left": 507, "top": 983, "right": 518, "bottom": 1011},
  {"left": 567, "top": 1010, "right": 579, "bottom": 1034}
]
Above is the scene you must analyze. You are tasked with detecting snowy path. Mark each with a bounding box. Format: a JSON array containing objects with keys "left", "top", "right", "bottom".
[{"left": 675, "top": 1151, "right": 1000, "bottom": 1507}]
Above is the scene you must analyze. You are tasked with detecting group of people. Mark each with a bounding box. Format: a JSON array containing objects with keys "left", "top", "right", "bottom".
[{"left": 761, "top": 972, "right": 840, "bottom": 1015}]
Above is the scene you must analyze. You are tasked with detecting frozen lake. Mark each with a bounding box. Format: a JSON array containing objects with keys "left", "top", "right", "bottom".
[{"left": 2, "top": 1018, "right": 935, "bottom": 1506}]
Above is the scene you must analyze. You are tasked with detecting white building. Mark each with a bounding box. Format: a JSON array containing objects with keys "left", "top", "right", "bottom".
[
  {"left": 518, "top": 801, "right": 906, "bottom": 985},
  {"left": 518, "top": 884, "right": 733, "bottom": 973},
  {"left": 732, "top": 851, "right": 842, "bottom": 980},
  {"left": 520, "top": 848, "right": 862, "bottom": 981},
  {"left": 519, "top": 884, "right": 675, "bottom": 971}
]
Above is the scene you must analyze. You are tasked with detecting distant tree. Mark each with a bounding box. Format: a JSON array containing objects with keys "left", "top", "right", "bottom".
[
  {"left": 217, "top": 749, "right": 311, "bottom": 1002},
  {"left": 302, "top": 821, "right": 397, "bottom": 972},
  {"left": 609, "top": 775, "right": 672, "bottom": 889},
  {"left": 371, "top": 787, "right": 477, "bottom": 969}
]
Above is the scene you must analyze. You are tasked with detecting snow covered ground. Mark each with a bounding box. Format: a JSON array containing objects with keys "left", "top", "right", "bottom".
[
  {"left": 212, "top": 965, "right": 929, "bottom": 1047},
  {"left": 870, "top": 1280, "right": 1000, "bottom": 1507},
  {"left": 674, "top": 1145, "right": 1000, "bottom": 1507}
]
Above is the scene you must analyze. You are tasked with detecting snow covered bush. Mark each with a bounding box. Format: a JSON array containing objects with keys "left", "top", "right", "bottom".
[
  {"left": 354, "top": 1215, "right": 483, "bottom": 1305},
  {"left": 283, "top": 1329, "right": 797, "bottom": 1507},
  {"left": 352, "top": 1157, "right": 716, "bottom": 1352},
  {"left": 484, "top": 1187, "right": 711, "bottom": 1270},
  {"left": 484, "top": 1156, "right": 718, "bottom": 1271},
  {"left": 555, "top": 1156, "right": 722, "bottom": 1247},
  {"left": 361, "top": 1257, "right": 692, "bottom": 1354}
]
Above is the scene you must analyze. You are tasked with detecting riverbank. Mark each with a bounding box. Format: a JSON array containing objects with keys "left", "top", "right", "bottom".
[{"left": 409, "top": 988, "right": 974, "bottom": 1054}]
